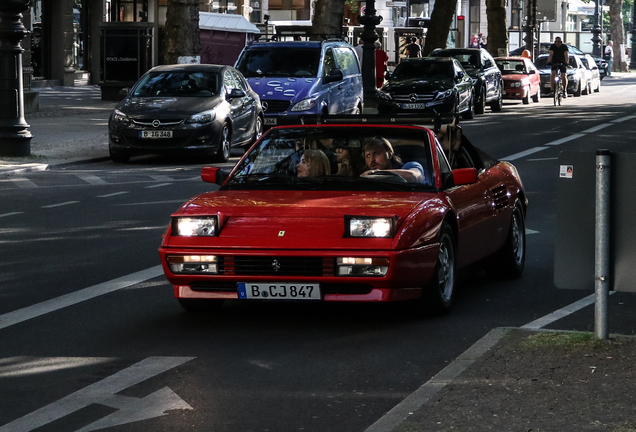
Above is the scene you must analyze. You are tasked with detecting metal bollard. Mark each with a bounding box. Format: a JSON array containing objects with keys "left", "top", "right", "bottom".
[{"left": 595, "top": 149, "right": 611, "bottom": 340}]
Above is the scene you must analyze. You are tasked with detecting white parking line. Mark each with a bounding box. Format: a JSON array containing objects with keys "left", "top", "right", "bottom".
[
  {"left": 0, "top": 266, "right": 163, "bottom": 331},
  {"left": 0, "top": 212, "right": 24, "bottom": 218},
  {"left": 581, "top": 123, "right": 612, "bottom": 133},
  {"left": 544, "top": 133, "right": 586, "bottom": 146},
  {"left": 41, "top": 201, "right": 80, "bottom": 209},
  {"left": 612, "top": 115, "right": 636, "bottom": 123}
]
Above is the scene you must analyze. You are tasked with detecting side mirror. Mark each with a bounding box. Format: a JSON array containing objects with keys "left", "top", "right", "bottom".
[
  {"left": 201, "top": 166, "right": 229, "bottom": 185},
  {"left": 227, "top": 88, "right": 246, "bottom": 99},
  {"left": 323, "top": 68, "right": 344, "bottom": 84},
  {"left": 119, "top": 87, "right": 130, "bottom": 96},
  {"left": 452, "top": 168, "right": 478, "bottom": 186},
  {"left": 528, "top": 70, "right": 536, "bottom": 74}
]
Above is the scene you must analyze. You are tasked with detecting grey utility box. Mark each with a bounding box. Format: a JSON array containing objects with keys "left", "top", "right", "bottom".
[{"left": 554, "top": 151, "right": 636, "bottom": 291}]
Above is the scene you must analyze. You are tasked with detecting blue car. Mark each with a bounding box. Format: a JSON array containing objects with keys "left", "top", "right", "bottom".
[{"left": 235, "top": 40, "right": 363, "bottom": 127}]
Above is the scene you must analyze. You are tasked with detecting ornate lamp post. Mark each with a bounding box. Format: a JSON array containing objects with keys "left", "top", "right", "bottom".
[
  {"left": 358, "top": 0, "right": 382, "bottom": 111},
  {"left": 591, "top": 0, "right": 602, "bottom": 57},
  {"left": 0, "top": 0, "right": 32, "bottom": 157}
]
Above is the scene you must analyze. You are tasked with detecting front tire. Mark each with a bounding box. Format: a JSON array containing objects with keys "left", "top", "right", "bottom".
[
  {"left": 474, "top": 88, "right": 486, "bottom": 114},
  {"left": 423, "top": 223, "right": 456, "bottom": 314},
  {"left": 522, "top": 87, "right": 530, "bottom": 104},
  {"left": 461, "top": 93, "right": 474, "bottom": 119},
  {"left": 251, "top": 115, "right": 263, "bottom": 146},
  {"left": 532, "top": 88, "right": 540, "bottom": 103},
  {"left": 215, "top": 122, "right": 231, "bottom": 162},
  {"left": 497, "top": 200, "right": 526, "bottom": 278},
  {"left": 489, "top": 83, "right": 503, "bottom": 112}
]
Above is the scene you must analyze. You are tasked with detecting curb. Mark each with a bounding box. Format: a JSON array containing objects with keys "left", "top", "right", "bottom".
[{"left": 364, "top": 327, "right": 511, "bottom": 432}]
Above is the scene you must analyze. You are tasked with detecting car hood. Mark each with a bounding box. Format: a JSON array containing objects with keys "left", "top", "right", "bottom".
[
  {"left": 117, "top": 96, "right": 223, "bottom": 119},
  {"left": 166, "top": 189, "right": 444, "bottom": 250},
  {"left": 246, "top": 77, "right": 319, "bottom": 102},
  {"left": 384, "top": 78, "right": 454, "bottom": 93}
]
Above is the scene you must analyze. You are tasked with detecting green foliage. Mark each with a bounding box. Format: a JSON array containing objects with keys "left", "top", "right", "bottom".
[
  {"left": 522, "top": 332, "right": 611, "bottom": 351},
  {"left": 346, "top": 0, "right": 358, "bottom": 14}
]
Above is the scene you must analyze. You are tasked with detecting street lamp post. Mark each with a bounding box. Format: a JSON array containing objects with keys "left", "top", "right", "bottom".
[
  {"left": 591, "top": 0, "right": 602, "bottom": 57},
  {"left": 358, "top": 0, "right": 382, "bottom": 112},
  {"left": 0, "top": 0, "right": 32, "bottom": 157}
]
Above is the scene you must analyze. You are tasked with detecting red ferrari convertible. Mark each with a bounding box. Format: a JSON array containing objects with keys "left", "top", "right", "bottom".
[{"left": 159, "top": 122, "right": 527, "bottom": 314}]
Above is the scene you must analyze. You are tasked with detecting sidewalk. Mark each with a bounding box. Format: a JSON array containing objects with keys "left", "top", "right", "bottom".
[{"left": 0, "top": 85, "right": 117, "bottom": 175}]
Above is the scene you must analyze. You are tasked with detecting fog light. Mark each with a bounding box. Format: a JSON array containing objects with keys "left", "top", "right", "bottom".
[
  {"left": 167, "top": 255, "right": 218, "bottom": 274},
  {"left": 336, "top": 257, "right": 389, "bottom": 276}
]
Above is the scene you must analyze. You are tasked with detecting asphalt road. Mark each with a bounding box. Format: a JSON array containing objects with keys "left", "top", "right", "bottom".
[{"left": 1, "top": 77, "right": 636, "bottom": 432}]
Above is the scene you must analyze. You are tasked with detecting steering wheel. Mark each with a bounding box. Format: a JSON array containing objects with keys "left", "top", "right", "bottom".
[{"left": 363, "top": 170, "right": 409, "bottom": 184}]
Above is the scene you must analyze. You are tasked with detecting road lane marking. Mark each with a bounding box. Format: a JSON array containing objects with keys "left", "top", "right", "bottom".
[
  {"left": 10, "top": 177, "right": 38, "bottom": 189},
  {"left": 76, "top": 173, "right": 108, "bottom": 185},
  {"left": 581, "top": 123, "right": 612, "bottom": 133},
  {"left": 145, "top": 183, "right": 172, "bottom": 189},
  {"left": 520, "top": 292, "right": 614, "bottom": 330},
  {"left": 544, "top": 133, "right": 586, "bottom": 146},
  {"left": 501, "top": 146, "right": 547, "bottom": 161},
  {"left": 41, "top": 201, "right": 80, "bottom": 208},
  {"left": 0, "top": 212, "right": 24, "bottom": 218},
  {"left": 0, "top": 266, "right": 163, "bottom": 331},
  {"left": 612, "top": 115, "right": 636, "bottom": 123},
  {"left": 0, "top": 356, "right": 194, "bottom": 432},
  {"left": 98, "top": 191, "right": 130, "bottom": 198},
  {"left": 149, "top": 175, "right": 174, "bottom": 182},
  {"left": 115, "top": 200, "right": 186, "bottom": 206}
]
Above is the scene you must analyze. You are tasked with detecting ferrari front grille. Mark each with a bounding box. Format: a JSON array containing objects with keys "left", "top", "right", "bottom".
[{"left": 491, "top": 185, "right": 508, "bottom": 211}]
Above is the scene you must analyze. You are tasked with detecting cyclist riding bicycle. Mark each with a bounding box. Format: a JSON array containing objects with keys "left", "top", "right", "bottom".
[{"left": 548, "top": 36, "right": 569, "bottom": 98}]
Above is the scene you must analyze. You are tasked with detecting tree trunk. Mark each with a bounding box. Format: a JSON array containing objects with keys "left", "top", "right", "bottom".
[
  {"left": 311, "top": 0, "right": 346, "bottom": 40},
  {"left": 423, "top": 0, "right": 458, "bottom": 56},
  {"left": 486, "top": 0, "right": 508, "bottom": 56},
  {"left": 606, "top": 0, "right": 628, "bottom": 72},
  {"left": 164, "top": 0, "right": 201, "bottom": 64}
]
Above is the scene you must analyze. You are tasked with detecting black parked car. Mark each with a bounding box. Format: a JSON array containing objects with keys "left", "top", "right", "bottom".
[
  {"left": 429, "top": 48, "right": 503, "bottom": 114},
  {"left": 510, "top": 43, "right": 608, "bottom": 79},
  {"left": 377, "top": 57, "right": 474, "bottom": 121},
  {"left": 108, "top": 64, "right": 263, "bottom": 163}
]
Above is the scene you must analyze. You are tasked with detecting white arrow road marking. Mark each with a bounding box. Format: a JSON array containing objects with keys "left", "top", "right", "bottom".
[{"left": 0, "top": 356, "right": 195, "bottom": 432}]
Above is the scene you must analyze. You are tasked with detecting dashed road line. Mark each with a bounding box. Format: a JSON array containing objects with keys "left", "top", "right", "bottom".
[
  {"left": 41, "top": 201, "right": 80, "bottom": 209},
  {"left": 76, "top": 173, "right": 109, "bottom": 185},
  {"left": 98, "top": 191, "right": 130, "bottom": 198},
  {"left": 544, "top": 133, "right": 586, "bottom": 146},
  {"left": 581, "top": 123, "right": 612, "bottom": 133},
  {"left": 501, "top": 146, "right": 547, "bottom": 161},
  {"left": 612, "top": 115, "right": 636, "bottom": 123},
  {"left": 149, "top": 175, "right": 174, "bottom": 182},
  {"left": 145, "top": 183, "right": 172, "bottom": 189},
  {"left": 0, "top": 212, "right": 24, "bottom": 218}
]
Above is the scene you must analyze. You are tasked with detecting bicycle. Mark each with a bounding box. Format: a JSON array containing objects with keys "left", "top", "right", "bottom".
[{"left": 551, "top": 63, "right": 566, "bottom": 106}]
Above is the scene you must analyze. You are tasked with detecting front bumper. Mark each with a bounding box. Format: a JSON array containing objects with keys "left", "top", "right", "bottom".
[{"left": 159, "top": 245, "right": 438, "bottom": 303}]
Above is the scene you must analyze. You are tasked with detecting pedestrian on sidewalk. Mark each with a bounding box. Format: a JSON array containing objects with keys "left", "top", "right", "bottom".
[{"left": 604, "top": 40, "right": 614, "bottom": 77}]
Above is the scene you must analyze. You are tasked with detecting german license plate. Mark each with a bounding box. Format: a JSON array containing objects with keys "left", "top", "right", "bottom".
[
  {"left": 264, "top": 118, "right": 277, "bottom": 126},
  {"left": 140, "top": 130, "right": 173, "bottom": 139},
  {"left": 401, "top": 103, "right": 427, "bottom": 109},
  {"left": 237, "top": 283, "right": 321, "bottom": 300}
]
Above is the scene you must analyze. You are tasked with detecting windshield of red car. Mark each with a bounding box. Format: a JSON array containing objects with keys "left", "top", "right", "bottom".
[
  {"left": 225, "top": 126, "right": 437, "bottom": 191},
  {"left": 496, "top": 60, "right": 526, "bottom": 74}
]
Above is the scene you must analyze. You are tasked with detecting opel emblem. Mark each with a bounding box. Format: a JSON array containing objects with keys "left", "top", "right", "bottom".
[
  {"left": 409, "top": 93, "right": 418, "bottom": 102},
  {"left": 262, "top": 101, "right": 269, "bottom": 112},
  {"left": 271, "top": 259, "right": 281, "bottom": 272},
  {"left": 152, "top": 119, "right": 161, "bottom": 128}
]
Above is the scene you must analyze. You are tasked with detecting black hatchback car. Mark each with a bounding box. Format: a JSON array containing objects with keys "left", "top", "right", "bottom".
[
  {"left": 108, "top": 64, "right": 263, "bottom": 163},
  {"left": 429, "top": 48, "right": 503, "bottom": 114},
  {"left": 377, "top": 57, "right": 474, "bottom": 121}
]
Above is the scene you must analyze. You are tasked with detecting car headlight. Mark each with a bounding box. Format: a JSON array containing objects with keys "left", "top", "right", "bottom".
[
  {"left": 377, "top": 91, "right": 393, "bottom": 101},
  {"left": 434, "top": 89, "right": 453, "bottom": 100},
  {"left": 166, "top": 255, "right": 219, "bottom": 274},
  {"left": 336, "top": 257, "right": 389, "bottom": 276},
  {"left": 345, "top": 216, "right": 394, "bottom": 238},
  {"left": 510, "top": 82, "right": 521, "bottom": 88},
  {"left": 186, "top": 110, "right": 216, "bottom": 124},
  {"left": 291, "top": 98, "right": 316, "bottom": 112},
  {"left": 112, "top": 109, "right": 130, "bottom": 123},
  {"left": 172, "top": 216, "right": 219, "bottom": 236}
]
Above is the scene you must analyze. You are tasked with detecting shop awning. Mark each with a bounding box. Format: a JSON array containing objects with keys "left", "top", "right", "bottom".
[{"left": 199, "top": 12, "right": 261, "bottom": 34}]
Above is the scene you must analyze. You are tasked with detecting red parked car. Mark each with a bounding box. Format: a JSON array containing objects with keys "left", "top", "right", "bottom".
[
  {"left": 495, "top": 56, "right": 541, "bottom": 104},
  {"left": 159, "top": 122, "right": 527, "bottom": 314}
]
